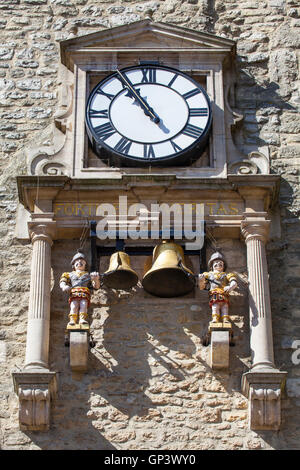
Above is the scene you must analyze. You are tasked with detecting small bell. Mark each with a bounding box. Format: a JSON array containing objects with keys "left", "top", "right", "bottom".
[{"left": 102, "top": 251, "right": 139, "bottom": 290}]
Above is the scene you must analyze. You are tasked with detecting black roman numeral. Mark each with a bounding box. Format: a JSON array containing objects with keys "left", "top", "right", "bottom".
[
  {"left": 141, "top": 68, "right": 157, "bottom": 83},
  {"left": 183, "top": 88, "right": 201, "bottom": 100},
  {"left": 182, "top": 123, "right": 203, "bottom": 139},
  {"left": 89, "top": 109, "right": 109, "bottom": 119},
  {"left": 168, "top": 73, "right": 179, "bottom": 88},
  {"left": 114, "top": 137, "right": 132, "bottom": 155},
  {"left": 170, "top": 140, "right": 182, "bottom": 153},
  {"left": 94, "top": 122, "right": 115, "bottom": 140},
  {"left": 96, "top": 88, "right": 114, "bottom": 101},
  {"left": 116, "top": 76, "right": 127, "bottom": 89},
  {"left": 189, "top": 108, "right": 208, "bottom": 117},
  {"left": 143, "top": 144, "right": 155, "bottom": 159}
]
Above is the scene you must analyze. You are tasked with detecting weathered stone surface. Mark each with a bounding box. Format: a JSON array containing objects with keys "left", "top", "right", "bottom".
[
  {"left": 69, "top": 331, "right": 88, "bottom": 372},
  {"left": 210, "top": 330, "right": 230, "bottom": 369},
  {"left": 286, "top": 379, "right": 300, "bottom": 397}
]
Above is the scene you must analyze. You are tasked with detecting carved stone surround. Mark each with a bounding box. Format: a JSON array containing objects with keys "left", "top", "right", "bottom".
[
  {"left": 14, "top": 175, "right": 287, "bottom": 431},
  {"left": 13, "top": 21, "right": 285, "bottom": 433},
  {"left": 23, "top": 20, "right": 269, "bottom": 180}
]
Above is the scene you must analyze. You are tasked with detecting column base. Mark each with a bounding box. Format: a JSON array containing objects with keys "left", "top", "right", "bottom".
[
  {"left": 241, "top": 368, "right": 287, "bottom": 431},
  {"left": 12, "top": 370, "right": 58, "bottom": 432}
]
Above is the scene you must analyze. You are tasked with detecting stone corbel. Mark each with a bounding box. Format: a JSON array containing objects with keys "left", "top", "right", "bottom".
[
  {"left": 241, "top": 371, "right": 286, "bottom": 431},
  {"left": 67, "top": 326, "right": 90, "bottom": 374},
  {"left": 209, "top": 327, "right": 231, "bottom": 370},
  {"left": 12, "top": 371, "right": 57, "bottom": 432}
]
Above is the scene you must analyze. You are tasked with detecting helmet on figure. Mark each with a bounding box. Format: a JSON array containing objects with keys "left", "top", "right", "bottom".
[
  {"left": 208, "top": 252, "right": 227, "bottom": 271},
  {"left": 71, "top": 251, "right": 88, "bottom": 268}
]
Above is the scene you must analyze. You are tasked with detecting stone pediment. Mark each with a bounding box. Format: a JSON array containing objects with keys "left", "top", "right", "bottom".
[{"left": 60, "top": 19, "right": 235, "bottom": 71}]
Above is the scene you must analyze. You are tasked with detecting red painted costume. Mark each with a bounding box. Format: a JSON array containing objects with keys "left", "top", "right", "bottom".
[
  {"left": 60, "top": 251, "right": 100, "bottom": 327},
  {"left": 198, "top": 252, "right": 237, "bottom": 324}
]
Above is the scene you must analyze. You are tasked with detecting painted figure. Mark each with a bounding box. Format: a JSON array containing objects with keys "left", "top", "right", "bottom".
[
  {"left": 60, "top": 251, "right": 100, "bottom": 326},
  {"left": 198, "top": 252, "right": 237, "bottom": 324}
]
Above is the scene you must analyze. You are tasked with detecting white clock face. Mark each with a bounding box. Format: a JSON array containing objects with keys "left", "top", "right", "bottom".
[{"left": 86, "top": 65, "right": 212, "bottom": 164}]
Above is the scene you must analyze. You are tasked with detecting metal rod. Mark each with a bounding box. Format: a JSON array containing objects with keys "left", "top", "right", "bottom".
[
  {"left": 89, "top": 222, "right": 205, "bottom": 241},
  {"left": 90, "top": 221, "right": 97, "bottom": 272},
  {"left": 89, "top": 221, "right": 207, "bottom": 273}
]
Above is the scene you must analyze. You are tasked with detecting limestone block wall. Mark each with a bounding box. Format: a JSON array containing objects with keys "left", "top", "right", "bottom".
[
  {"left": 0, "top": 0, "right": 299, "bottom": 450},
  {"left": 46, "top": 238, "right": 251, "bottom": 450}
]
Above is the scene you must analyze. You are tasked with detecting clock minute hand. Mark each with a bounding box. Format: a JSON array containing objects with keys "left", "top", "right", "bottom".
[{"left": 116, "top": 69, "right": 160, "bottom": 124}]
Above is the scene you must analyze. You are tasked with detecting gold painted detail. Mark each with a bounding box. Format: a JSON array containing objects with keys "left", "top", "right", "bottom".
[
  {"left": 66, "top": 323, "right": 90, "bottom": 331},
  {"left": 142, "top": 241, "right": 195, "bottom": 297},
  {"left": 209, "top": 321, "right": 232, "bottom": 332},
  {"left": 54, "top": 201, "right": 241, "bottom": 218},
  {"left": 73, "top": 270, "right": 88, "bottom": 277},
  {"left": 210, "top": 288, "right": 227, "bottom": 295}
]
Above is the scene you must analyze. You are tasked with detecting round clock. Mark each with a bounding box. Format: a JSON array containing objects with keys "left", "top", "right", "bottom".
[{"left": 85, "top": 64, "right": 212, "bottom": 167}]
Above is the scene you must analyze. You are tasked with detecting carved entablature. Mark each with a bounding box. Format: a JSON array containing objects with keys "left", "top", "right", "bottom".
[{"left": 24, "top": 20, "right": 269, "bottom": 179}]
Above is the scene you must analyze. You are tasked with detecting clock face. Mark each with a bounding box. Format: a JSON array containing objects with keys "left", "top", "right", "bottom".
[{"left": 85, "top": 65, "right": 212, "bottom": 167}]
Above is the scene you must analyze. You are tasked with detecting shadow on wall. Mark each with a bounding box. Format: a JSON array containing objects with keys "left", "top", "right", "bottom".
[
  {"left": 46, "top": 244, "right": 249, "bottom": 447},
  {"left": 36, "top": 240, "right": 249, "bottom": 450},
  {"left": 88, "top": 286, "right": 201, "bottom": 416},
  {"left": 43, "top": 287, "right": 210, "bottom": 450},
  {"left": 21, "top": 423, "right": 117, "bottom": 451},
  {"left": 231, "top": 74, "right": 296, "bottom": 160}
]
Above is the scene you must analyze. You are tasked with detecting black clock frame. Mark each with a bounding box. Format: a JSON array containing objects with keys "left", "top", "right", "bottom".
[{"left": 85, "top": 64, "right": 213, "bottom": 168}]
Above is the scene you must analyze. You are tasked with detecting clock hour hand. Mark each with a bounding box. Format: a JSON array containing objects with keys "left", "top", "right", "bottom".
[{"left": 116, "top": 69, "right": 160, "bottom": 124}]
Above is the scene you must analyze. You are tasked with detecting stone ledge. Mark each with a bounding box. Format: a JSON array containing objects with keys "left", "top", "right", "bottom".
[
  {"left": 66, "top": 323, "right": 90, "bottom": 332},
  {"left": 208, "top": 321, "right": 232, "bottom": 332},
  {"left": 241, "top": 368, "right": 287, "bottom": 396}
]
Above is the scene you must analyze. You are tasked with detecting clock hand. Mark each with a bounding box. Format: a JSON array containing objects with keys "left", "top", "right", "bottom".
[{"left": 116, "top": 69, "right": 160, "bottom": 124}]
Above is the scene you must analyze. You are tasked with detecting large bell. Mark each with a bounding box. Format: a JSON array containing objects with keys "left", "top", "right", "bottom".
[
  {"left": 102, "top": 251, "right": 139, "bottom": 290},
  {"left": 142, "top": 241, "right": 195, "bottom": 297}
]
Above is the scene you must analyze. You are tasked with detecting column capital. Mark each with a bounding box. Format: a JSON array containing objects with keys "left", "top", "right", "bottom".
[
  {"left": 28, "top": 213, "right": 56, "bottom": 245},
  {"left": 241, "top": 212, "right": 270, "bottom": 244}
]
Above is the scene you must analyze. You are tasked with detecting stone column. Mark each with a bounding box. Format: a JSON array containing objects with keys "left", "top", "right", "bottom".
[
  {"left": 241, "top": 213, "right": 274, "bottom": 370},
  {"left": 25, "top": 215, "right": 56, "bottom": 369},
  {"left": 12, "top": 213, "right": 58, "bottom": 431},
  {"left": 241, "top": 212, "right": 286, "bottom": 430}
]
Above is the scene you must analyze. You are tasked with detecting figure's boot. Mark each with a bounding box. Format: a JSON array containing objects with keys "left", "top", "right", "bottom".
[
  {"left": 68, "top": 313, "right": 78, "bottom": 325},
  {"left": 79, "top": 312, "right": 88, "bottom": 325},
  {"left": 222, "top": 314, "right": 231, "bottom": 325},
  {"left": 211, "top": 313, "right": 220, "bottom": 323}
]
